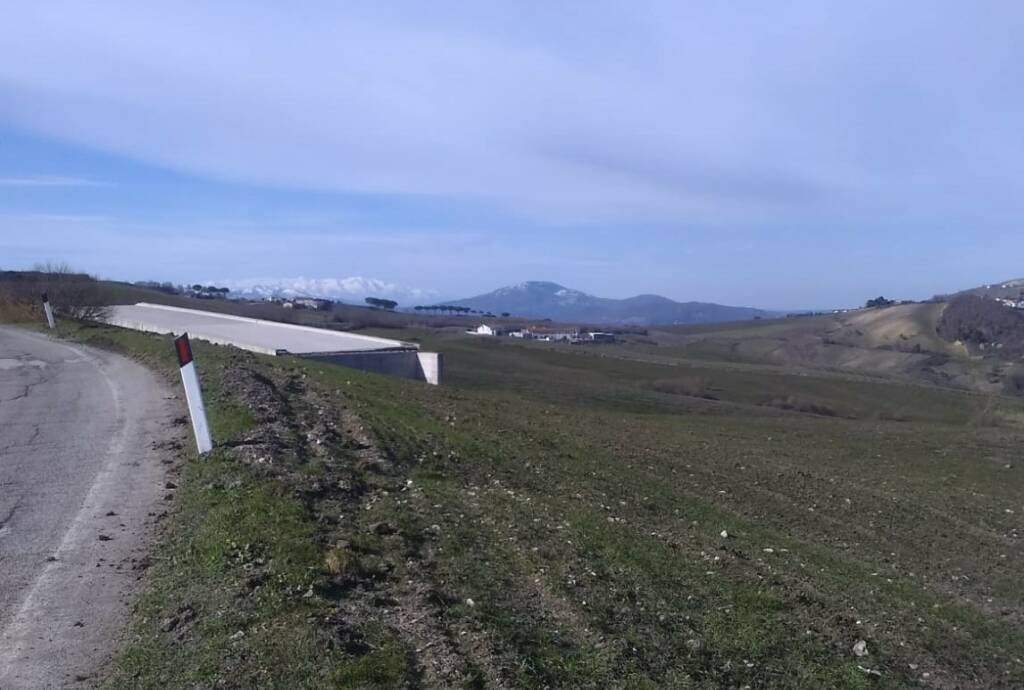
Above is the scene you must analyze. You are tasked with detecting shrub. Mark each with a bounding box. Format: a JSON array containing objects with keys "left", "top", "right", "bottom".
[
  {"left": 937, "top": 295, "right": 1024, "bottom": 359},
  {"left": 1004, "top": 369, "right": 1024, "bottom": 396},
  {"left": 324, "top": 545, "right": 356, "bottom": 578},
  {"left": 651, "top": 377, "right": 718, "bottom": 400},
  {"left": 0, "top": 294, "right": 36, "bottom": 322},
  {"left": 762, "top": 395, "right": 839, "bottom": 417},
  {"left": 0, "top": 265, "right": 110, "bottom": 321}
]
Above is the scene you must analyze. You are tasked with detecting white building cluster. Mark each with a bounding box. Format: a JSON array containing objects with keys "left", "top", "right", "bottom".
[
  {"left": 995, "top": 297, "right": 1024, "bottom": 310},
  {"left": 468, "top": 324, "right": 615, "bottom": 343}
]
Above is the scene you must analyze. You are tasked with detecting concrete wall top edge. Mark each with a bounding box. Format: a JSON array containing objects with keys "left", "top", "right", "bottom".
[
  {"left": 126, "top": 302, "right": 417, "bottom": 350},
  {"left": 105, "top": 317, "right": 282, "bottom": 356},
  {"left": 279, "top": 346, "right": 421, "bottom": 356}
]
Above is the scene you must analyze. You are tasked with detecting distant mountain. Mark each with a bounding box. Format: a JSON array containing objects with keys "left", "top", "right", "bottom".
[
  {"left": 449, "top": 281, "right": 773, "bottom": 326},
  {"left": 215, "top": 276, "right": 437, "bottom": 305}
]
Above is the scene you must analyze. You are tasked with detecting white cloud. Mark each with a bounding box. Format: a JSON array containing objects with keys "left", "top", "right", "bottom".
[
  {"left": 215, "top": 276, "right": 438, "bottom": 304},
  {"left": 3, "top": 2, "right": 1020, "bottom": 224}
]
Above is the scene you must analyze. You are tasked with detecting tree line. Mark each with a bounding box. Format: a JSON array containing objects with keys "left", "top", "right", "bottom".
[
  {"left": 365, "top": 297, "right": 398, "bottom": 310},
  {"left": 358, "top": 297, "right": 516, "bottom": 318},
  {"left": 413, "top": 305, "right": 510, "bottom": 317}
]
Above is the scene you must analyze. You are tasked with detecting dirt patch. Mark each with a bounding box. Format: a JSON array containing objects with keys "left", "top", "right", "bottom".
[{"left": 209, "top": 353, "right": 507, "bottom": 687}]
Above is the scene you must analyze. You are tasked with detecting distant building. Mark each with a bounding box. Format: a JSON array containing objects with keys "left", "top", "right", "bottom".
[
  {"left": 470, "top": 323, "right": 511, "bottom": 336},
  {"left": 283, "top": 298, "right": 332, "bottom": 311},
  {"left": 530, "top": 326, "right": 579, "bottom": 342},
  {"left": 587, "top": 331, "right": 615, "bottom": 343}
]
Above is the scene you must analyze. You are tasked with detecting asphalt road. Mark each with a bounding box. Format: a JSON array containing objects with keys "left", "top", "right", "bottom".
[{"left": 0, "top": 327, "right": 178, "bottom": 688}]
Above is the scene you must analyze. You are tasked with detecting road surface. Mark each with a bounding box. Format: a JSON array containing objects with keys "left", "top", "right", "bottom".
[{"left": 0, "top": 327, "right": 178, "bottom": 688}]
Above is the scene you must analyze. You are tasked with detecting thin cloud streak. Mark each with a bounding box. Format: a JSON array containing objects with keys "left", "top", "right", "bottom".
[{"left": 0, "top": 175, "right": 109, "bottom": 187}]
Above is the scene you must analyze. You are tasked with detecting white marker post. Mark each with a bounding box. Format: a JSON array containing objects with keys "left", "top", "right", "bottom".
[
  {"left": 175, "top": 333, "right": 213, "bottom": 454},
  {"left": 41, "top": 292, "right": 55, "bottom": 329}
]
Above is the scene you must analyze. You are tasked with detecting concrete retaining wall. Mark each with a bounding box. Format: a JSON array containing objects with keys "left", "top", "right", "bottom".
[
  {"left": 417, "top": 352, "right": 443, "bottom": 385},
  {"left": 103, "top": 316, "right": 283, "bottom": 355},
  {"left": 298, "top": 350, "right": 443, "bottom": 385},
  {"left": 103, "top": 304, "right": 443, "bottom": 385}
]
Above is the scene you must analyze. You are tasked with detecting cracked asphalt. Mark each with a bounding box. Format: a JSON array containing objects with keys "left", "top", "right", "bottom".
[{"left": 0, "top": 327, "right": 180, "bottom": 688}]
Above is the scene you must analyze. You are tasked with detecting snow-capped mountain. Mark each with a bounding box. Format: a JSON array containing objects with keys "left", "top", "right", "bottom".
[
  {"left": 215, "top": 277, "right": 437, "bottom": 305},
  {"left": 449, "top": 281, "right": 773, "bottom": 325}
]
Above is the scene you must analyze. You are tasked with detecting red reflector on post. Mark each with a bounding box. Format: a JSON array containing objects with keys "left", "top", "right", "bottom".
[
  {"left": 174, "top": 332, "right": 212, "bottom": 454},
  {"left": 174, "top": 333, "right": 194, "bottom": 367}
]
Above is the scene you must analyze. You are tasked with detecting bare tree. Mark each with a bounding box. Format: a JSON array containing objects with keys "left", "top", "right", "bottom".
[{"left": 27, "top": 262, "right": 111, "bottom": 321}]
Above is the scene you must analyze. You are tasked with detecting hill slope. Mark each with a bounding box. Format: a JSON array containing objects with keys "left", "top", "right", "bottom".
[
  {"left": 938, "top": 294, "right": 1024, "bottom": 359},
  {"left": 450, "top": 281, "right": 771, "bottom": 325},
  {"left": 952, "top": 277, "right": 1024, "bottom": 300}
]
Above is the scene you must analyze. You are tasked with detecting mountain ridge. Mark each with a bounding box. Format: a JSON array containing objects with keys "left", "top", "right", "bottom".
[{"left": 449, "top": 281, "right": 773, "bottom": 325}]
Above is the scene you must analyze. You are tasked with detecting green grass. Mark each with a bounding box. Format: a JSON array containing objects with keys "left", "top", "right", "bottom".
[
  {"left": 36, "top": 320, "right": 1024, "bottom": 688},
  {"left": 319, "top": 327, "right": 1024, "bottom": 688},
  {"left": 370, "top": 327, "right": 1009, "bottom": 424},
  {"left": 111, "top": 451, "right": 324, "bottom": 688},
  {"left": 43, "top": 323, "right": 409, "bottom": 688}
]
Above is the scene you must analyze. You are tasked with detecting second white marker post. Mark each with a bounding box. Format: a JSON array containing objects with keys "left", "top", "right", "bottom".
[
  {"left": 174, "top": 333, "right": 213, "bottom": 454},
  {"left": 42, "top": 293, "right": 55, "bottom": 329}
]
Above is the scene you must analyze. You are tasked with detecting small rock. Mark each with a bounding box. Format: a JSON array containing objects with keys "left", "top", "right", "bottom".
[
  {"left": 853, "top": 639, "right": 869, "bottom": 657},
  {"left": 177, "top": 604, "right": 196, "bottom": 624},
  {"left": 685, "top": 638, "right": 703, "bottom": 652},
  {"left": 370, "top": 521, "right": 396, "bottom": 536},
  {"left": 97, "top": 534, "right": 112, "bottom": 542},
  {"left": 165, "top": 481, "right": 178, "bottom": 490},
  {"left": 160, "top": 616, "right": 179, "bottom": 633},
  {"left": 229, "top": 630, "right": 245, "bottom": 641},
  {"left": 720, "top": 530, "right": 729, "bottom": 539},
  {"left": 245, "top": 573, "right": 267, "bottom": 590},
  {"left": 466, "top": 598, "right": 475, "bottom": 607}
]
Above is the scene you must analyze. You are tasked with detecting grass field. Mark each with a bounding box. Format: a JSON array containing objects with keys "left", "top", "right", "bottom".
[
  {"left": 31, "top": 318, "right": 1024, "bottom": 688},
  {"left": 338, "top": 329, "right": 1024, "bottom": 688}
]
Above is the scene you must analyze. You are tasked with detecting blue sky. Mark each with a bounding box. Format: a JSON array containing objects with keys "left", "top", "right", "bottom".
[{"left": 1, "top": 2, "right": 1021, "bottom": 310}]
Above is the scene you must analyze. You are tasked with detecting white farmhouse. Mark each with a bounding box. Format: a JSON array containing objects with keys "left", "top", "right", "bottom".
[{"left": 470, "top": 323, "right": 509, "bottom": 336}]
